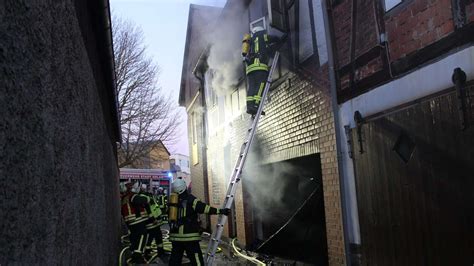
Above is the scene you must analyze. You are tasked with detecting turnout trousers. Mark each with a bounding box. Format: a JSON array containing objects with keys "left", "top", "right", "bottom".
[
  {"left": 128, "top": 221, "right": 148, "bottom": 262},
  {"left": 246, "top": 69, "right": 268, "bottom": 115},
  {"left": 169, "top": 240, "right": 204, "bottom": 266},
  {"left": 145, "top": 224, "right": 164, "bottom": 256}
]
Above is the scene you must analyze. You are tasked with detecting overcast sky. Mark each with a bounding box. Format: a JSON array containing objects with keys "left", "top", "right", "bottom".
[{"left": 110, "top": 0, "right": 227, "bottom": 156}]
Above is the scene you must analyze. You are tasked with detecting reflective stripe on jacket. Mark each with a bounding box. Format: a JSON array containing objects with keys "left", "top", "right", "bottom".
[{"left": 169, "top": 193, "right": 218, "bottom": 242}]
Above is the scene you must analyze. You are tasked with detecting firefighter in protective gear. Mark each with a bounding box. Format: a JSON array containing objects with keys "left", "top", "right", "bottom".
[
  {"left": 120, "top": 182, "right": 150, "bottom": 263},
  {"left": 242, "top": 26, "right": 284, "bottom": 115},
  {"left": 168, "top": 179, "right": 231, "bottom": 266},
  {"left": 138, "top": 184, "right": 166, "bottom": 259},
  {"left": 155, "top": 187, "right": 168, "bottom": 222}
]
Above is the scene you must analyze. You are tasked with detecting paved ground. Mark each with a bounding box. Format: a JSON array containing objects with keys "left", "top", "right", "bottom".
[{"left": 123, "top": 226, "right": 314, "bottom": 265}]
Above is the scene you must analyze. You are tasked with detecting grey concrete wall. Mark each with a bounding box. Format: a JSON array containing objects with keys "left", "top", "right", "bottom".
[{"left": 0, "top": 1, "right": 121, "bottom": 265}]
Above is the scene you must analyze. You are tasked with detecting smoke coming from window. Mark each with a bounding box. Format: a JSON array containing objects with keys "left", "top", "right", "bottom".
[{"left": 206, "top": 2, "right": 248, "bottom": 96}]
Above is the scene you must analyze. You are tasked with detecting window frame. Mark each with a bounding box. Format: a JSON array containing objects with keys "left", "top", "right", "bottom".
[{"left": 383, "top": 0, "right": 403, "bottom": 12}]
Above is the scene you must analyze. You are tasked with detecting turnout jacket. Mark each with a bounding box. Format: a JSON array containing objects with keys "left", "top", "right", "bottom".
[
  {"left": 121, "top": 192, "right": 149, "bottom": 225},
  {"left": 169, "top": 192, "right": 221, "bottom": 242},
  {"left": 244, "top": 31, "right": 280, "bottom": 75},
  {"left": 139, "top": 192, "right": 165, "bottom": 229}
]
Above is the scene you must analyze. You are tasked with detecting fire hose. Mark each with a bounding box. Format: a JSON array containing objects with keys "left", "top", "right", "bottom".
[{"left": 231, "top": 238, "right": 266, "bottom": 266}]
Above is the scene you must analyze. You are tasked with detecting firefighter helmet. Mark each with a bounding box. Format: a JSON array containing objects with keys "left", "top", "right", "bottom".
[
  {"left": 120, "top": 183, "right": 127, "bottom": 193},
  {"left": 251, "top": 26, "right": 264, "bottom": 34},
  {"left": 172, "top": 179, "right": 187, "bottom": 194},
  {"left": 131, "top": 182, "right": 140, "bottom": 193},
  {"left": 140, "top": 184, "right": 147, "bottom": 192}
]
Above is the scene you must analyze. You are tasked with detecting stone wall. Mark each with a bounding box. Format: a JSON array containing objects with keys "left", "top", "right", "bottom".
[{"left": 0, "top": 1, "right": 121, "bottom": 264}]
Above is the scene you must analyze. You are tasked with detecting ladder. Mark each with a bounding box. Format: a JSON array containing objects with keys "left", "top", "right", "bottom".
[{"left": 205, "top": 51, "right": 280, "bottom": 265}]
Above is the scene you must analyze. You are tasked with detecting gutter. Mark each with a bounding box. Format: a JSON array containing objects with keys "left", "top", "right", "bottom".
[
  {"left": 100, "top": 0, "right": 122, "bottom": 143},
  {"left": 321, "top": 0, "right": 352, "bottom": 265}
]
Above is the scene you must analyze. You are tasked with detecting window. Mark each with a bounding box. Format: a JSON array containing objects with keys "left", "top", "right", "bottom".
[
  {"left": 312, "top": 0, "right": 328, "bottom": 65},
  {"left": 231, "top": 89, "right": 240, "bottom": 116},
  {"left": 191, "top": 112, "right": 197, "bottom": 144},
  {"left": 238, "top": 86, "right": 246, "bottom": 111},
  {"left": 268, "top": 0, "right": 287, "bottom": 31},
  {"left": 268, "top": 0, "right": 328, "bottom": 67},
  {"left": 191, "top": 112, "right": 199, "bottom": 165},
  {"left": 384, "top": 0, "right": 402, "bottom": 11},
  {"left": 204, "top": 70, "right": 217, "bottom": 107},
  {"left": 299, "top": 0, "right": 314, "bottom": 62},
  {"left": 218, "top": 96, "right": 225, "bottom": 125}
]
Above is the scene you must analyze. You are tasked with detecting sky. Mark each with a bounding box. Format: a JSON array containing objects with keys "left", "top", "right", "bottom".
[{"left": 110, "top": 0, "right": 227, "bottom": 156}]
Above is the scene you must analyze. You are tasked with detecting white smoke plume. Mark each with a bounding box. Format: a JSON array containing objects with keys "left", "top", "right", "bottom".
[{"left": 206, "top": 2, "right": 248, "bottom": 96}]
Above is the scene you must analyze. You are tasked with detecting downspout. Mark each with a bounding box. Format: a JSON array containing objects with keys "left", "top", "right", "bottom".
[
  {"left": 321, "top": 0, "right": 352, "bottom": 265},
  {"left": 192, "top": 57, "right": 211, "bottom": 231}
]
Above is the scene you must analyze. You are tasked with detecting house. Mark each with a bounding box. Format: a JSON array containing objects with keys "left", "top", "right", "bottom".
[
  {"left": 178, "top": 4, "right": 223, "bottom": 231},
  {"left": 179, "top": 1, "right": 345, "bottom": 264},
  {"left": 170, "top": 154, "right": 191, "bottom": 189},
  {"left": 131, "top": 140, "right": 171, "bottom": 170},
  {"left": 0, "top": 0, "right": 121, "bottom": 264},
  {"left": 329, "top": 0, "right": 474, "bottom": 264}
]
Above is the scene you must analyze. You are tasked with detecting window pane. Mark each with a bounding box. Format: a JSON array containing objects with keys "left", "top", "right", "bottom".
[
  {"left": 239, "top": 86, "right": 246, "bottom": 111},
  {"left": 269, "top": 0, "right": 286, "bottom": 31},
  {"left": 384, "top": 0, "right": 402, "bottom": 11},
  {"left": 299, "top": 0, "right": 314, "bottom": 62},
  {"left": 312, "top": 0, "right": 328, "bottom": 65},
  {"left": 232, "top": 90, "right": 239, "bottom": 116},
  {"left": 218, "top": 96, "right": 225, "bottom": 124}
]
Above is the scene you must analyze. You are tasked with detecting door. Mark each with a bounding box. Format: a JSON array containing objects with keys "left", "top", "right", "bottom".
[{"left": 352, "top": 89, "right": 474, "bottom": 265}]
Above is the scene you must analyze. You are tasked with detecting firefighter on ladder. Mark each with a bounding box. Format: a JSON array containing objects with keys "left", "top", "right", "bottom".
[
  {"left": 168, "top": 179, "right": 231, "bottom": 266},
  {"left": 242, "top": 26, "right": 285, "bottom": 116},
  {"left": 120, "top": 182, "right": 150, "bottom": 263}
]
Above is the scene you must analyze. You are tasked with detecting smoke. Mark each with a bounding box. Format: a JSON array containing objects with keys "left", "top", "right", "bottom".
[
  {"left": 206, "top": 2, "right": 247, "bottom": 95},
  {"left": 243, "top": 155, "right": 296, "bottom": 219},
  {"left": 241, "top": 140, "right": 320, "bottom": 222}
]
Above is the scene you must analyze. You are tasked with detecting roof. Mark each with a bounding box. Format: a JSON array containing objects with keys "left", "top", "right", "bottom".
[{"left": 178, "top": 4, "right": 222, "bottom": 107}]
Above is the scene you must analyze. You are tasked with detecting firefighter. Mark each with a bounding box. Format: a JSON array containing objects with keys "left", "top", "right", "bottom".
[
  {"left": 242, "top": 26, "right": 285, "bottom": 116},
  {"left": 168, "top": 179, "right": 230, "bottom": 266},
  {"left": 138, "top": 184, "right": 165, "bottom": 260},
  {"left": 155, "top": 187, "right": 168, "bottom": 222},
  {"left": 120, "top": 182, "right": 150, "bottom": 263}
]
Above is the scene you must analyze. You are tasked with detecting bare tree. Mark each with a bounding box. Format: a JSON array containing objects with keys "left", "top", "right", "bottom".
[{"left": 113, "top": 16, "right": 180, "bottom": 168}]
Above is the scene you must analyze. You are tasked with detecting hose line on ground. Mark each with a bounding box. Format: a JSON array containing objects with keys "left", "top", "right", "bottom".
[
  {"left": 256, "top": 184, "right": 320, "bottom": 251},
  {"left": 232, "top": 238, "right": 266, "bottom": 266}
]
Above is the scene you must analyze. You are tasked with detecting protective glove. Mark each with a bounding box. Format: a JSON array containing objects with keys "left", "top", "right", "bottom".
[{"left": 219, "top": 208, "right": 231, "bottom": 216}]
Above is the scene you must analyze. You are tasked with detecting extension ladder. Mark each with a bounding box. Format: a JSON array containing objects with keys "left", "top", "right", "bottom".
[{"left": 205, "top": 51, "right": 280, "bottom": 265}]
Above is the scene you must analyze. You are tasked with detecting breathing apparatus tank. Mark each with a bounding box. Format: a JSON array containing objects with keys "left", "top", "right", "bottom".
[
  {"left": 168, "top": 192, "right": 179, "bottom": 229},
  {"left": 242, "top": 33, "right": 251, "bottom": 57}
]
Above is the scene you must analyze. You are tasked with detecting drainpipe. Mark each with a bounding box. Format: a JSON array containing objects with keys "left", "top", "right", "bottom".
[
  {"left": 192, "top": 61, "right": 211, "bottom": 231},
  {"left": 321, "top": 0, "right": 352, "bottom": 265}
]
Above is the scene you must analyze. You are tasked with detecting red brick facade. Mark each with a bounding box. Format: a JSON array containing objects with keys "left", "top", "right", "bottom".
[
  {"left": 330, "top": 0, "right": 473, "bottom": 103},
  {"left": 385, "top": 0, "right": 454, "bottom": 61}
]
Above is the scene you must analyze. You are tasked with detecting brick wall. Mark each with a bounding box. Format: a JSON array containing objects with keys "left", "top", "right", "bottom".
[
  {"left": 468, "top": 1, "right": 474, "bottom": 22},
  {"left": 187, "top": 97, "right": 211, "bottom": 229},
  {"left": 259, "top": 68, "right": 345, "bottom": 265},
  {"left": 385, "top": 0, "right": 454, "bottom": 61},
  {"left": 333, "top": 0, "right": 352, "bottom": 66},
  {"left": 332, "top": 0, "right": 461, "bottom": 101},
  {"left": 0, "top": 1, "right": 120, "bottom": 264},
  {"left": 203, "top": 63, "right": 346, "bottom": 264}
]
